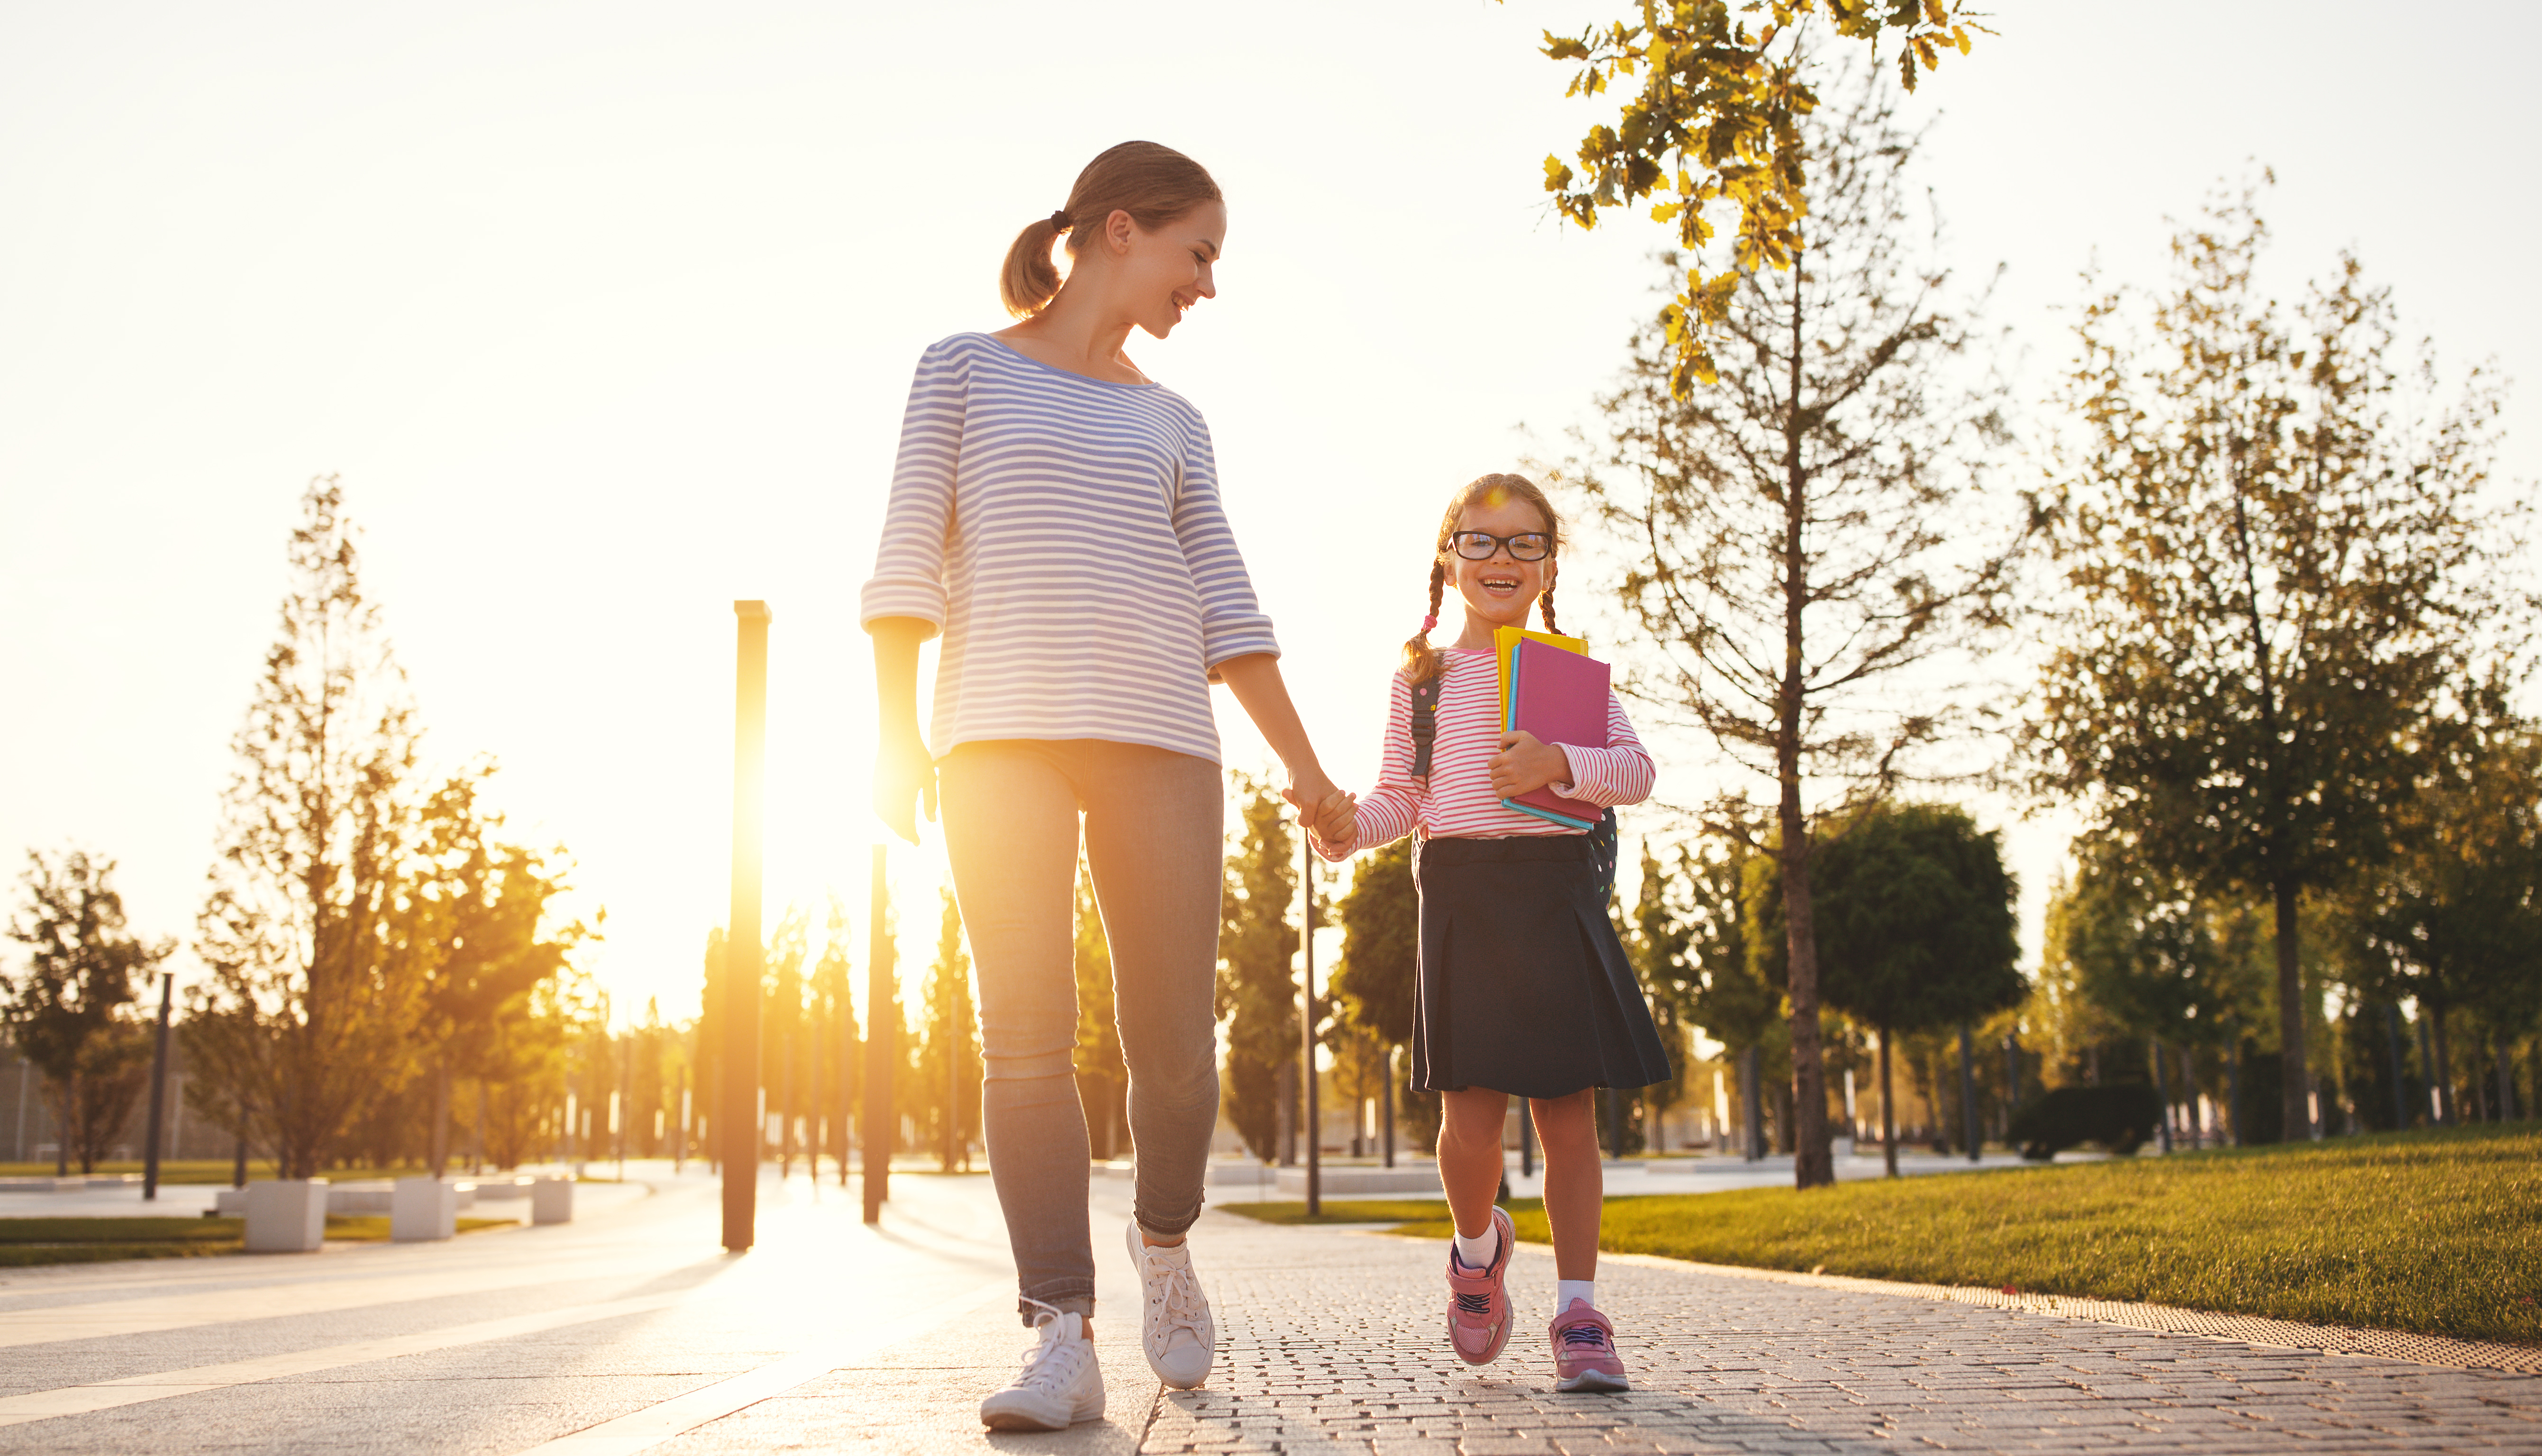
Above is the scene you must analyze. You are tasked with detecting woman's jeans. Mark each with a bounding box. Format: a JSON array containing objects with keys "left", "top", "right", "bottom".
[{"left": 937, "top": 739, "right": 1224, "bottom": 1323}]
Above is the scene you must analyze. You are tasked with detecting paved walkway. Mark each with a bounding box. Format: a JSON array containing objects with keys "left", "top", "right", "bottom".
[{"left": 1, "top": 1167, "right": 2534, "bottom": 1453}]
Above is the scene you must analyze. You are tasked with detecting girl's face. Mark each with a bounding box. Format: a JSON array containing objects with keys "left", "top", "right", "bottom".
[
  {"left": 1103, "top": 199, "right": 1225, "bottom": 340},
  {"left": 1447, "top": 493, "right": 1556, "bottom": 631}
]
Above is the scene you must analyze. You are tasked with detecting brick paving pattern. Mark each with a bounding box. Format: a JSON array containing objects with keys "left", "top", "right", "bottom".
[{"left": 1143, "top": 1210, "right": 2542, "bottom": 1455}]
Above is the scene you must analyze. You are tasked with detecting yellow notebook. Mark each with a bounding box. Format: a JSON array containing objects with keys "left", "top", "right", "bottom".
[{"left": 1493, "top": 625, "right": 1588, "bottom": 728}]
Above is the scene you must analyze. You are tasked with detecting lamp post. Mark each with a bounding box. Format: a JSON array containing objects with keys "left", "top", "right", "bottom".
[
  {"left": 723, "top": 600, "right": 770, "bottom": 1253},
  {"left": 142, "top": 971, "right": 173, "bottom": 1200},
  {"left": 1300, "top": 828, "right": 1320, "bottom": 1218},
  {"left": 863, "top": 845, "right": 895, "bottom": 1223}
]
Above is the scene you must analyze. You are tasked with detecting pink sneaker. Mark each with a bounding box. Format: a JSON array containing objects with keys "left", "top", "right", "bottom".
[
  {"left": 1445, "top": 1206, "right": 1516, "bottom": 1365},
  {"left": 1549, "top": 1299, "right": 1629, "bottom": 1392}
]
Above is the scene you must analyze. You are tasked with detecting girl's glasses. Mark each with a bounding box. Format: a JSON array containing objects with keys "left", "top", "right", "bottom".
[{"left": 1449, "top": 530, "right": 1553, "bottom": 562}]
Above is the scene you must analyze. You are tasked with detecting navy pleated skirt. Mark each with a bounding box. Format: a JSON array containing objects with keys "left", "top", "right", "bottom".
[{"left": 1409, "top": 834, "right": 1674, "bottom": 1099}]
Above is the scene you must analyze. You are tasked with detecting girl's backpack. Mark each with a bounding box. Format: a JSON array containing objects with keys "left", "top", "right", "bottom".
[{"left": 1410, "top": 668, "right": 1620, "bottom": 897}]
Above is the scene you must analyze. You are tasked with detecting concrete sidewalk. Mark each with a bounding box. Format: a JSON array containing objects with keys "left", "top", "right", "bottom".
[{"left": 1, "top": 1167, "right": 2534, "bottom": 1453}]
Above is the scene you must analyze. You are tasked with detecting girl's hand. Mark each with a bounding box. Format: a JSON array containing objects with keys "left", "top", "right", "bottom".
[
  {"left": 1489, "top": 730, "right": 1571, "bottom": 799},
  {"left": 1311, "top": 790, "right": 1358, "bottom": 848},
  {"left": 874, "top": 721, "right": 937, "bottom": 845}
]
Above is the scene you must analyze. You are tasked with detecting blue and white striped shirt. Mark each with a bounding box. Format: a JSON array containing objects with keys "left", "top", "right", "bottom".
[{"left": 859, "top": 333, "right": 1281, "bottom": 764}]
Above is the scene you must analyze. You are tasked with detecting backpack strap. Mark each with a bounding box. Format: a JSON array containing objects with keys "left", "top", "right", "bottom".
[{"left": 1408, "top": 671, "right": 1443, "bottom": 779}]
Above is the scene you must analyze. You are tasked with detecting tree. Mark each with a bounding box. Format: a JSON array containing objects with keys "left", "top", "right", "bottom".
[
  {"left": 1330, "top": 837, "right": 1424, "bottom": 1156},
  {"left": 1216, "top": 775, "right": 1299, "bottom": 1162},
  {"left": 912, "top": 892, "right": 977, "bottom": 1171},
  {"left": 2343, "top": 712, "right": 2542, "bottom": 1117},
  {"left": 402, "top": 767, "right": 583, "bottom": 1175},
  {"left": 190, "top": 478, "right": 424, "bottom": 1179},
  {"left": 2029, "top": 183, "right": 2528, "bottom": 1140},
  {"left": 811, "top": 895, "right": 857, "bottom": 1175},
  {"left": 4, "top": 850, "right": 169, "bottom": 1173},
  {"left": 1623, "top": 839, "right": 1697, "bottom": 1144},
  {"left": 1677, "top": 827, "right": 1786, "bottom": 1153},
  {"left": 2050, "top": 839, "right": 2272, "bottom": 1142},
  {"left": 1751, "top": 801, "right": 2023, "bottom": 1175},
  {"left": 1071, "top": 860, "right": 1128, "bottom": 1160},
  {"left": 1575, "top": 69, "right": 2020, "bottom": 1186},
  {"left": 1534, "top": 1, "right": 1983, "bottom": 388},
  {"left": 760, "top": 906, "right": 810, "bottom": 1170}
]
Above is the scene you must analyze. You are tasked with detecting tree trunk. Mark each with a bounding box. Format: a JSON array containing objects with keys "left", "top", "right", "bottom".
[
  {"left": 2497, "top": 1034, "right": 2518, "bottom": 1122},
  {"left": 430, "top": 1060, "right": 451, "bottom": 1179},
  {"left": 1776, "top": 243, "right": 1834, "bottom": 1191},
  {"left": 2180, "top": 1045, "right": 2202, "bottom": 1149},
  {"left": 1878, "top": 1026, "right": 1899, "bottom": 1179},
  {"left": 2271, "top": 879, "right": 2311, "bottom": 1140},
  {"left": 2429, "top": 1004, "right": 2454, "bottom": 1128},
  {"left": 1381, "top": 1049, "right": 1396, "bottom": 1168},
  {"left": 1957, "top": 1023, "right": 1979, "bottom": 1162},
  {"left": 2152, "top": 1038, "right": 2173, "bottom": 1154}
]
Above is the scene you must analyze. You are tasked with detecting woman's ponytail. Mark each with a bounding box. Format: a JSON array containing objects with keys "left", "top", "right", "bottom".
[
  {"left": 1000, "top": 216, "right": 1068, "bottom": 319},
  {"left": 996, "top": 142, "right": 1221, "bottom": 319}
]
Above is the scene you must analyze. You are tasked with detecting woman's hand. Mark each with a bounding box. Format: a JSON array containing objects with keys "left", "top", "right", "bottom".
[
  {"left": 869, "top": 618, "right": 937, "bottom": 845},
  {"left": 874, "top": 722, "right": 937, "bottom": 845},
  {"left": 1489, "top": 730, "right": 1571, "bottom": 799}
]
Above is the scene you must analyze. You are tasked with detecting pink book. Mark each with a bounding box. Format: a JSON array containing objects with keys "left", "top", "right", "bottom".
[{"left": 1502, "top": 637, "right": 1610, "bottom": 831}]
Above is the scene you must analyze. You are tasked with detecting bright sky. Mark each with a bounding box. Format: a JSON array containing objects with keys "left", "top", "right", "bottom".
[{"left": 4, "top": 2, "right": 2534, "bottom": 1029}]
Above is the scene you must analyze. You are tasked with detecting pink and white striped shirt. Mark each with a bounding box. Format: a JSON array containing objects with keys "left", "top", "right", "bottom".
[{"left": 1314, "top": 646, "right": 1655, "bottom": 860}]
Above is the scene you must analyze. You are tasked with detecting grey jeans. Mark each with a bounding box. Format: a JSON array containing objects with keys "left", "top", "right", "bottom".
[{"left": 938, "top": 738, "right": 1224, "bottom": 1323}]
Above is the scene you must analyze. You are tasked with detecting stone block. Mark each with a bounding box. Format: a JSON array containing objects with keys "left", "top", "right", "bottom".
[
  {"left": 530, "top": 1175, "right": 574, "bottom": 1224},
  {"left": 244, "top": 1178, "right": 328, "bottom": 1253},
  {"left": 390, "top": 1176, "right": 456, "bottom": 1242}
]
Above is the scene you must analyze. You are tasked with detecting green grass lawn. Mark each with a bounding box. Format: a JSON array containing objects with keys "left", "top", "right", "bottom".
[
  {"left": 1223, "top": 1124, "right": 2542, "bottom": 1344},
  {"left": 0, "top": 1160, "right": 462, "bottom": 1185},
  {"left": 0, "top": 1214, "right": 519, "bottom": 1266}
]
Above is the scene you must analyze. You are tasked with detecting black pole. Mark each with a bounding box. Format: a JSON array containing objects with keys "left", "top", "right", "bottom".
[
  {"left": 1520, "top": 1097, "right": 1535, "bottom": 1178},
  {"left": 2383, "top": 1003, "right": 2409, "bottom": 1130},
  {"left": 2152, "top": 1037, "right": 2174, "bottom": 1153},
  {"left": 1739, "top": 1045, "right": 1762, "bottom": 1161},
  {"left": 723, "top": 600, "right": 770, "bottom": 1252},
  {"left": 1958, "top": 1023, "right": 1980, "bottom": 1162},
  {"left": 863, "top": 845, "right": 894, "bottom": 1223},
  {"left": 1381, "top": 1047, "right": 1396, "bottom": 1168},
  {"left": 854, "top": 996, "right": 864, "bottom": 1184},
  {"left": 1301, "top": 828, "right": 1320, "bottom": 1218},
  {"left": 1878, "top": 1026, "right": 1899, "bottom": 1179},
  {"left": 142, "top": 972, "right": 173, "bottom": 1200}
]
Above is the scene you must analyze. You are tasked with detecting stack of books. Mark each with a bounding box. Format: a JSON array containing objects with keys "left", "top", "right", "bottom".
[{"left": 1494, "top": 626, "right": 1609, "bottom": 831}]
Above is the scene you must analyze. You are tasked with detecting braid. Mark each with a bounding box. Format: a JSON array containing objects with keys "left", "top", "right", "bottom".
[
  {"left": 1401, "top": 558, "right": 1448, "bottom": 683},
  {"left": 1539, "top": 580, "right": 1559, "bottom": 635}
]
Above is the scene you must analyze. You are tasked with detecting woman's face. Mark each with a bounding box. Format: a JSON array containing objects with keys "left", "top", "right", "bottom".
[
  {"left": 1447, "top": 493, "right": 1556, "bottom": 631},
  {"left": 1104, "top": 199, "right": 1224, "bottom": 339}
]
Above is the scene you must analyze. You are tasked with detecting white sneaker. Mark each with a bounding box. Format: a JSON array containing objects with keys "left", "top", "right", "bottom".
[
  {"left": 978, "top": 1310, "right": 1105, "bottom": 1431},
  {"left": 1124, "top": 1220, "right": 1216, "bottom": 1389}
]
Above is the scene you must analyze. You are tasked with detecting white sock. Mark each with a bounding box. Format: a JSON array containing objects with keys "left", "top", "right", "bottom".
[
  {"left": 1451, "top": 1222, "right": 1501, "bottom": 1269},
  {"left": 1557, "top": 1279, "right": 1595, "bottom": 1311}
]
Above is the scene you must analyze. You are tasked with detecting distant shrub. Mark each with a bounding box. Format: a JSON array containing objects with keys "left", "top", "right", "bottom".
[{"left": 2010, "top": 1084, "right": 2164, "bottom": 1160}]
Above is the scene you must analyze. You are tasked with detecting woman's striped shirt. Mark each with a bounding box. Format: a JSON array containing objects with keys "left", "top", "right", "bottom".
[
  {"left": 1314, "top": 646, "right": 1655, "bottom": 859},
  {"left": 859, "top": 333, "right": 1280, "bottom": 764}
]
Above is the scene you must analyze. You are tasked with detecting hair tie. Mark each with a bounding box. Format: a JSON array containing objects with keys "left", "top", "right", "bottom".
[
  {"left": 1420, "top": 613, "right": 1439, "bottom": 633},
  {"left": 1047, "top": 209, "right": 1071, "bottom": 233}
]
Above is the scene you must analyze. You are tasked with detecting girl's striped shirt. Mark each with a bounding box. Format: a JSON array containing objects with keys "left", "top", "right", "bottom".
[
  {"left": 1314, "top": 646, "right": 1655, "bottom": 859},
  {"left": 859, "top": 333, "right": 1279, "bottom": 764}
]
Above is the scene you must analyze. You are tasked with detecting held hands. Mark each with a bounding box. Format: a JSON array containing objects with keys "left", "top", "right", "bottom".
[
  {"left": 1489, "top": 730, "right": 1570, "bottom": 800},
  {"left": 1279, "top": 769, "right": 1358, "bottom": 849},
  {"left": 874, "top": 721, "right": 937, "bottom": 846}
]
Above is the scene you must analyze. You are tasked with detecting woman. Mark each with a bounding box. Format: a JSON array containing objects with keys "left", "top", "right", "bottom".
[{"left": 862, "top": 140, "right": 1344, "bottom": 1431}]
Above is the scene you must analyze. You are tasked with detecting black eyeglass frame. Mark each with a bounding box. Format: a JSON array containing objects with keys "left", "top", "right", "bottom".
[{"left": 1446, "top": 530, "right": 1554, "bottom": 562}]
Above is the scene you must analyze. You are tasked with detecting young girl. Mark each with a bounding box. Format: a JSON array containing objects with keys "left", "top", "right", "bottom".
[{"left": 1311, "top": 473, "right": 1668, "bottom": 1393}]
